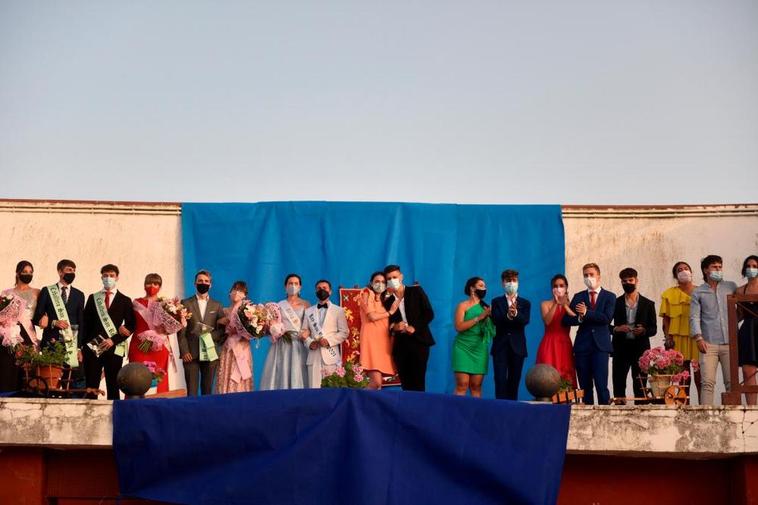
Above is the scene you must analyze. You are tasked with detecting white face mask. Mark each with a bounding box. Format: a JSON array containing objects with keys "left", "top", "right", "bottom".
[
  {"left": 372, "top": 282, "right": 386, "bottom": 293},
  {"left": 583, "top": 276, "right": 598, "bottom": 290},
  {"left": 746, "top": 267, "right": 758, "bottom": 279},
  {"left": 387, "top": 278, "right": 402, "bottom": 290},
  {"left": 708, "top": 270, "right": 723, "bottom": 282},
  {"left": 504, "top": 282, "right": 518, "bottom": 295},
  {"left": 676, "top": 270, "right": 692, "bottom": 283},
  {"left": 286, "top": 284, "right": 300, "bottom": 296},
  {"left": 102, "top": 277, "right": 117, "bottom": 290},
  {"left": 552, "top": 286, "right": 566, "bottom": 297}
]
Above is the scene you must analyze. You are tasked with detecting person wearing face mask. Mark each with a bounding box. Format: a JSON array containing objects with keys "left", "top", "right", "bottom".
[
  {"left": 452, "top": 277, "right": 495, "bottom": 397},
  {"left": 82, "top": 264, "right": 136, "bottom": 400},
  {"left": 216, "top": 281, "right": 255, "bottom": 394},
  {"left": 563, "top": 263, "right": 616, "bottom": 405},
  {"left": 127, "top": 273, "right": 173, "bottom": 394},
  {"left": 611, "top": 268, "right": 657, "bottom": 403},
  {"left": 491, "top": 269, "right": 531, "bottom": 400},
  {"left": 33, "top": 259, "right": 85, "bottom": 367},
  {"left": 660, "top": 261, "right": 700, "bottom": 401},
  {"left": 690, "top": 254, "right": 737, "bottom": 405},
  {"left": 358, "top": 272, "right": 398, "bottom": 390},
  {"left": 0, "top": 261, "right": 39, "bottom": 392},
  {"left": 302, "top": 279, "right": 348, "bottom": 388},
  {"left": 536, "top": 274, "right": 577, "bottom": 390},
  {"left": 178, "top": 270, "right": 226, "bottom": 396},
  {"left": 260, "top": 273, "right": 311, "bottom": 390},
  {"left": 737, "top": 255, "right": 758, "bottom": 405},
  {"left": 382, "top": 265, "right": 435, "bottom": 392}
]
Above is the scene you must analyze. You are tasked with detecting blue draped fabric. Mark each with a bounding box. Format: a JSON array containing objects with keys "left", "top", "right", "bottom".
[
  {"left": 113, "top": 389, "right": 570, "bottom": 505},
  {"left": 181, "top": 202, "right": 565, "bottom": 398}
]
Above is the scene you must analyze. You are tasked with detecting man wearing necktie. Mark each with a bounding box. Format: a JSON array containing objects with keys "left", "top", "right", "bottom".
[
  {"left": 563, "top": 263, "right": 616, "bottom": 405},
  {"left": 82, "top": 264, "right": 135, "bottom": 399},
  {"left": 302, "top": 279, "right": 348, "bottom": 388},
  {"left": 33, "top": 259, "right": 85, "bottom": 352}
]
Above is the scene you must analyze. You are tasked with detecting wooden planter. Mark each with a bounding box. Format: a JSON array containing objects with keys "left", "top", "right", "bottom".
[{"left": 552, "top": 389, "right": 584, "bottom": 404}]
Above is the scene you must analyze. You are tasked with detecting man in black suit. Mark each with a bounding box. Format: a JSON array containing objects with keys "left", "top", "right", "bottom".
[
  {"left": 33, "top": 259, "right": 85, "bottom": 361},
  {"left": 611, "top": 267, "right": 657, "bottom": 402},
  {"left": 382, "top": 264, "right": 435, "bottom": 391},
  {"left": 491, "top": 269, "right": 532, "bottom": 400},
  {"left": 82, "top": 264, "right": 135, "bottom": 400},
  {"left": 178, "top": 270, "right": 226, "bottom": 396}
]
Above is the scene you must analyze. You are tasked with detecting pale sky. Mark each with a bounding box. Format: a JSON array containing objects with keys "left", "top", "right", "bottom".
[{"left": 1, "top": 0, "right": 756, "bottom": 205}]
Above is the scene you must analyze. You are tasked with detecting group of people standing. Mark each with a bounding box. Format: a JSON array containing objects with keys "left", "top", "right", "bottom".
[{"left": 2, "top": 254, "right": 756, "bottom": 405}]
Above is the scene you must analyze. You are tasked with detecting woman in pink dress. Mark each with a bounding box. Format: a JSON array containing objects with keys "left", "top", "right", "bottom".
[
  {"left": 216, "top": 281, "right": 253, "bottom": 394},
  {"left": 358, "top": 272, "right": 398, "bottom": 389},
  {"left": 536, "top": 274, "right": 577, "bottom": 387}
]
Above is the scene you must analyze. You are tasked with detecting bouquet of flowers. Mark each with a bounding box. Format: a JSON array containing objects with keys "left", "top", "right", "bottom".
[
  {"left": 238, "top": 300, "right": 279, "bottom": 340},
  {"left": 321, "top": 361, "right": 370, "bottom": 388},
  {"left": 0, "top": 292, "right": 26, "bottom": 348},
  {"left": 639, "top": 346, "right": 689, "bottom": 384},
  {"left": 143, "top": 360, "right": 167, "bottom": 387},
  {"left": 136, "top": 298, "right": 191, "bottom": 353}
]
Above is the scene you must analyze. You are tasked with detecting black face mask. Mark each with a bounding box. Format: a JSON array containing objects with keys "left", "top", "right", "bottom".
[
  {"left": 62, "top": 272, "right": 76, "bottom": 284},
  {"left": 474, "top": 288, "right": 487, "bottom": 300},
  {"left": 18, "top": 274, "right": 33, "bottom": 284},
  {"left": 196, "top": 283, "right": 210, "bottom": 294},
  {"left": 316, "top": 288, "right": 330, "bottom": 301},
  {"left": 622, "top": 283, "right": 636, "bottom": 294}
]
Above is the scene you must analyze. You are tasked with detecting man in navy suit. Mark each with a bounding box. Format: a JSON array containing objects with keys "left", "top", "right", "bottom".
[
  {"left": 491, "top": 269, "right": 531, "bottom": 400},
  {"left": 33, "top": 259, "right": 85, "bottom": 352},
  {"left": 563, "top": 263, "right": 616, "bottom": 405}
]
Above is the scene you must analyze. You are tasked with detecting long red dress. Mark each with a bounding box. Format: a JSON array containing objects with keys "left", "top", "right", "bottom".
[
  {"left": 535, "top": 304, "right": 577, "bottom": 388},
  {"left": 127, "top": 298, "right": 170, "bottom": 393}
]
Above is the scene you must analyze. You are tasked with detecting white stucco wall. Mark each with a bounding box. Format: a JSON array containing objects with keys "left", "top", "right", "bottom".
[{"left": 1, "top": 200, "right": 756, "bottom": 401}]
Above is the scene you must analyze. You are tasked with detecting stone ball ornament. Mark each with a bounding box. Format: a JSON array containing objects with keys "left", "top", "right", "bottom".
[
  {"left": 524, "top": 364, "right": 561, "bottom": 402},
  {"left": 117, "top": 362, "right": 153, "bottom": 399}
]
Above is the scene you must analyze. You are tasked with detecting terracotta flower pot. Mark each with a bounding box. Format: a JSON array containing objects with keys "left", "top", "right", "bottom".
[{"left": 34, "top": 364, "right": 63, "bottom": 390}]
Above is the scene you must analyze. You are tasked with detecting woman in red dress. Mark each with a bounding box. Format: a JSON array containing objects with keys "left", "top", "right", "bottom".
[
  {"left": 536, "top": 274, "right": 578, "bottom": 387},
  {"left": 128, "top": 273, "right": 171, "bottom": 393}
]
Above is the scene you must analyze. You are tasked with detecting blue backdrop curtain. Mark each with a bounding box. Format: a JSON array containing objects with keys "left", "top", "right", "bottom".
[{"left": 181, "top": 202, "right": 565, "bottom": 398}]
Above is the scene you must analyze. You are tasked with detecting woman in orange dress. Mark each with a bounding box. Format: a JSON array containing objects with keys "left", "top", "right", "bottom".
[{"left": 358, "top": 272, "right": 398, "bottom": 389}]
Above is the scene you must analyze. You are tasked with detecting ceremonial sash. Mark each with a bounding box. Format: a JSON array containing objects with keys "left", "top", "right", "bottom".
[
  {"left": 307, "top": 309, "right": 337, "bottom": 360},
  {"left": 280, "top": 301, "right": 302, "bottom": 334},
  {"left": 94, "top": 292, "right": 127, "bottom": 357},
  {"left": 48, "top": 284, "right": 78, "bottom": 367},
  {"left": 199, "top": 331, "right": 218, "bottom": 361}
]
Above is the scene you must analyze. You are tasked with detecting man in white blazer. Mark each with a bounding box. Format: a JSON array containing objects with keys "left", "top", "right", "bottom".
[{"left": 302, "top": 279, "right": 349, "bottom": 388}]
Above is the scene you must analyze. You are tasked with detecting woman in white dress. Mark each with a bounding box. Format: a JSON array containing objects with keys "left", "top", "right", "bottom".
[{"left": 259, "top": 274, "right": 310, "bottom": 389}]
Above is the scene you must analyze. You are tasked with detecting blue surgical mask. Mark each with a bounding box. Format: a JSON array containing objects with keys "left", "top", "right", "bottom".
[
  {"left": 746, "top": 267, "right": 758, "bottom": 279},
  {"left": 504, "top": 282, "right": 518, "bottom": 295},
  {"left": 387, "top": 278, "right": 402, "bottom": 290},
  {"left": 102, "top": 277, "right": 117, "bottom": 290},
  {"left": 708, "top": 270, "right": 723, "bottom": 282}
]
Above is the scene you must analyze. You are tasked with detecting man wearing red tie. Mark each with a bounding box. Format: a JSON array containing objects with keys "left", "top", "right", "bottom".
[
  {"left": 82, "top": 264, "right": 135, "bottom": 399},
  {"left": 562, "top": 263, "right": 616, "bottom": 405}
]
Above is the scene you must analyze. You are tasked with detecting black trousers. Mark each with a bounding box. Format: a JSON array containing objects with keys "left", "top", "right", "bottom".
[
  {"left": 612, "top": 344, "right": 647, "bottom": 401},
  {"left": 392, "top": 336, "right": 430, "bottom": 392},
  {"left": 492, "top": 345, "right": 525, "bottom": 400},
  {"left": 83, "top": 346, "right": 123, "bottom": 400},
  {"left": 184, "top": 360, "right": 218, "bottom": 396},
  {"left": 0, "top": 348, "right": 21, "bottom": 392}
]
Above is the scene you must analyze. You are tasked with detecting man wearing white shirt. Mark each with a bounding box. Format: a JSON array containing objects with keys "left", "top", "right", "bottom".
[{"left": 302, "top": 279, "right": 348, "bottom": 388}]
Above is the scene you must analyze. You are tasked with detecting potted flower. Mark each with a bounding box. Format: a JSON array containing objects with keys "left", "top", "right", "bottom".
[
  {"left": 321, "top": 361, "right": 369, "bottom": 389},
  {"left": 551, "top": 375, "right": 583, "bottom": 404},
  {"left": 15, "top": 341, "right": 68, "bottom": 390},
  {"left": 638, "top": 346, "right": 689, "bottom": 398}
]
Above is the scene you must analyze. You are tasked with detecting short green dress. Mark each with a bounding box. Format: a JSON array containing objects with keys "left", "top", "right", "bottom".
[{"left": 452, "top": 303, "right": 495, "bottom": 375}]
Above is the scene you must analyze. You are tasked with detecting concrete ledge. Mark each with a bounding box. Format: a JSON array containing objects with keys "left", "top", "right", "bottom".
[{"left": 2, "top": 398, "right": 758, "bottom": 457}]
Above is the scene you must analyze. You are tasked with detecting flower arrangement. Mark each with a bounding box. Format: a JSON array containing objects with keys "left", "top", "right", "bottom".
[
  {"left": 143, "top": 361, "right": 167, "bottom": 387},
  {"left": 238, "top": 301, "right": 279, "bottom": 340},
  {"left": 639, "top": 346, "right": 689, "bottom": 384},
  {"left": 136, "top": 298, "right": 191, "bottom": 353},
  {"left": 15, "top": 341, "right": 68, "bottom": 367},
  {"left": 0, "top": 292, "right": 26, "bottom": 348},
  {"left": 321, "top": 361, "right": 370, "bottom": 388},
  {"left": 158, "top": 298, "right": 191, "bottom": 331}
]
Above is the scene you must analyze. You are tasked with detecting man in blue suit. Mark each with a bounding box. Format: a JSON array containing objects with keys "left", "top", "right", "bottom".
[
  {"left": 562, "top": 263, "right": 615, "bottom": 405},
  {"left": 33, "top": 259, "right": 85, "bottom": 353},
  {"left": 491, "top": 269, "right": 531, "bottom": 400}
]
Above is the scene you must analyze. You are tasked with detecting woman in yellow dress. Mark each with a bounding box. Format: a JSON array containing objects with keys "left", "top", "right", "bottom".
[{"left": 660, "top": 261, "right": 700, "bottom": 401}]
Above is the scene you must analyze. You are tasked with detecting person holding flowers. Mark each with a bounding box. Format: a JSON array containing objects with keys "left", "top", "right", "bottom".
[
  {"left": 260, "top": 273, "right": 310, "bottom": 390},
  {"left": 128, "top": 273, "right": 188, "bottom": 394}
]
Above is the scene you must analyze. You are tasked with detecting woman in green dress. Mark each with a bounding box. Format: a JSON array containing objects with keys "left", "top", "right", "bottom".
[{"left": 452, "top": 277, "right": 495, "bottom": 397}]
